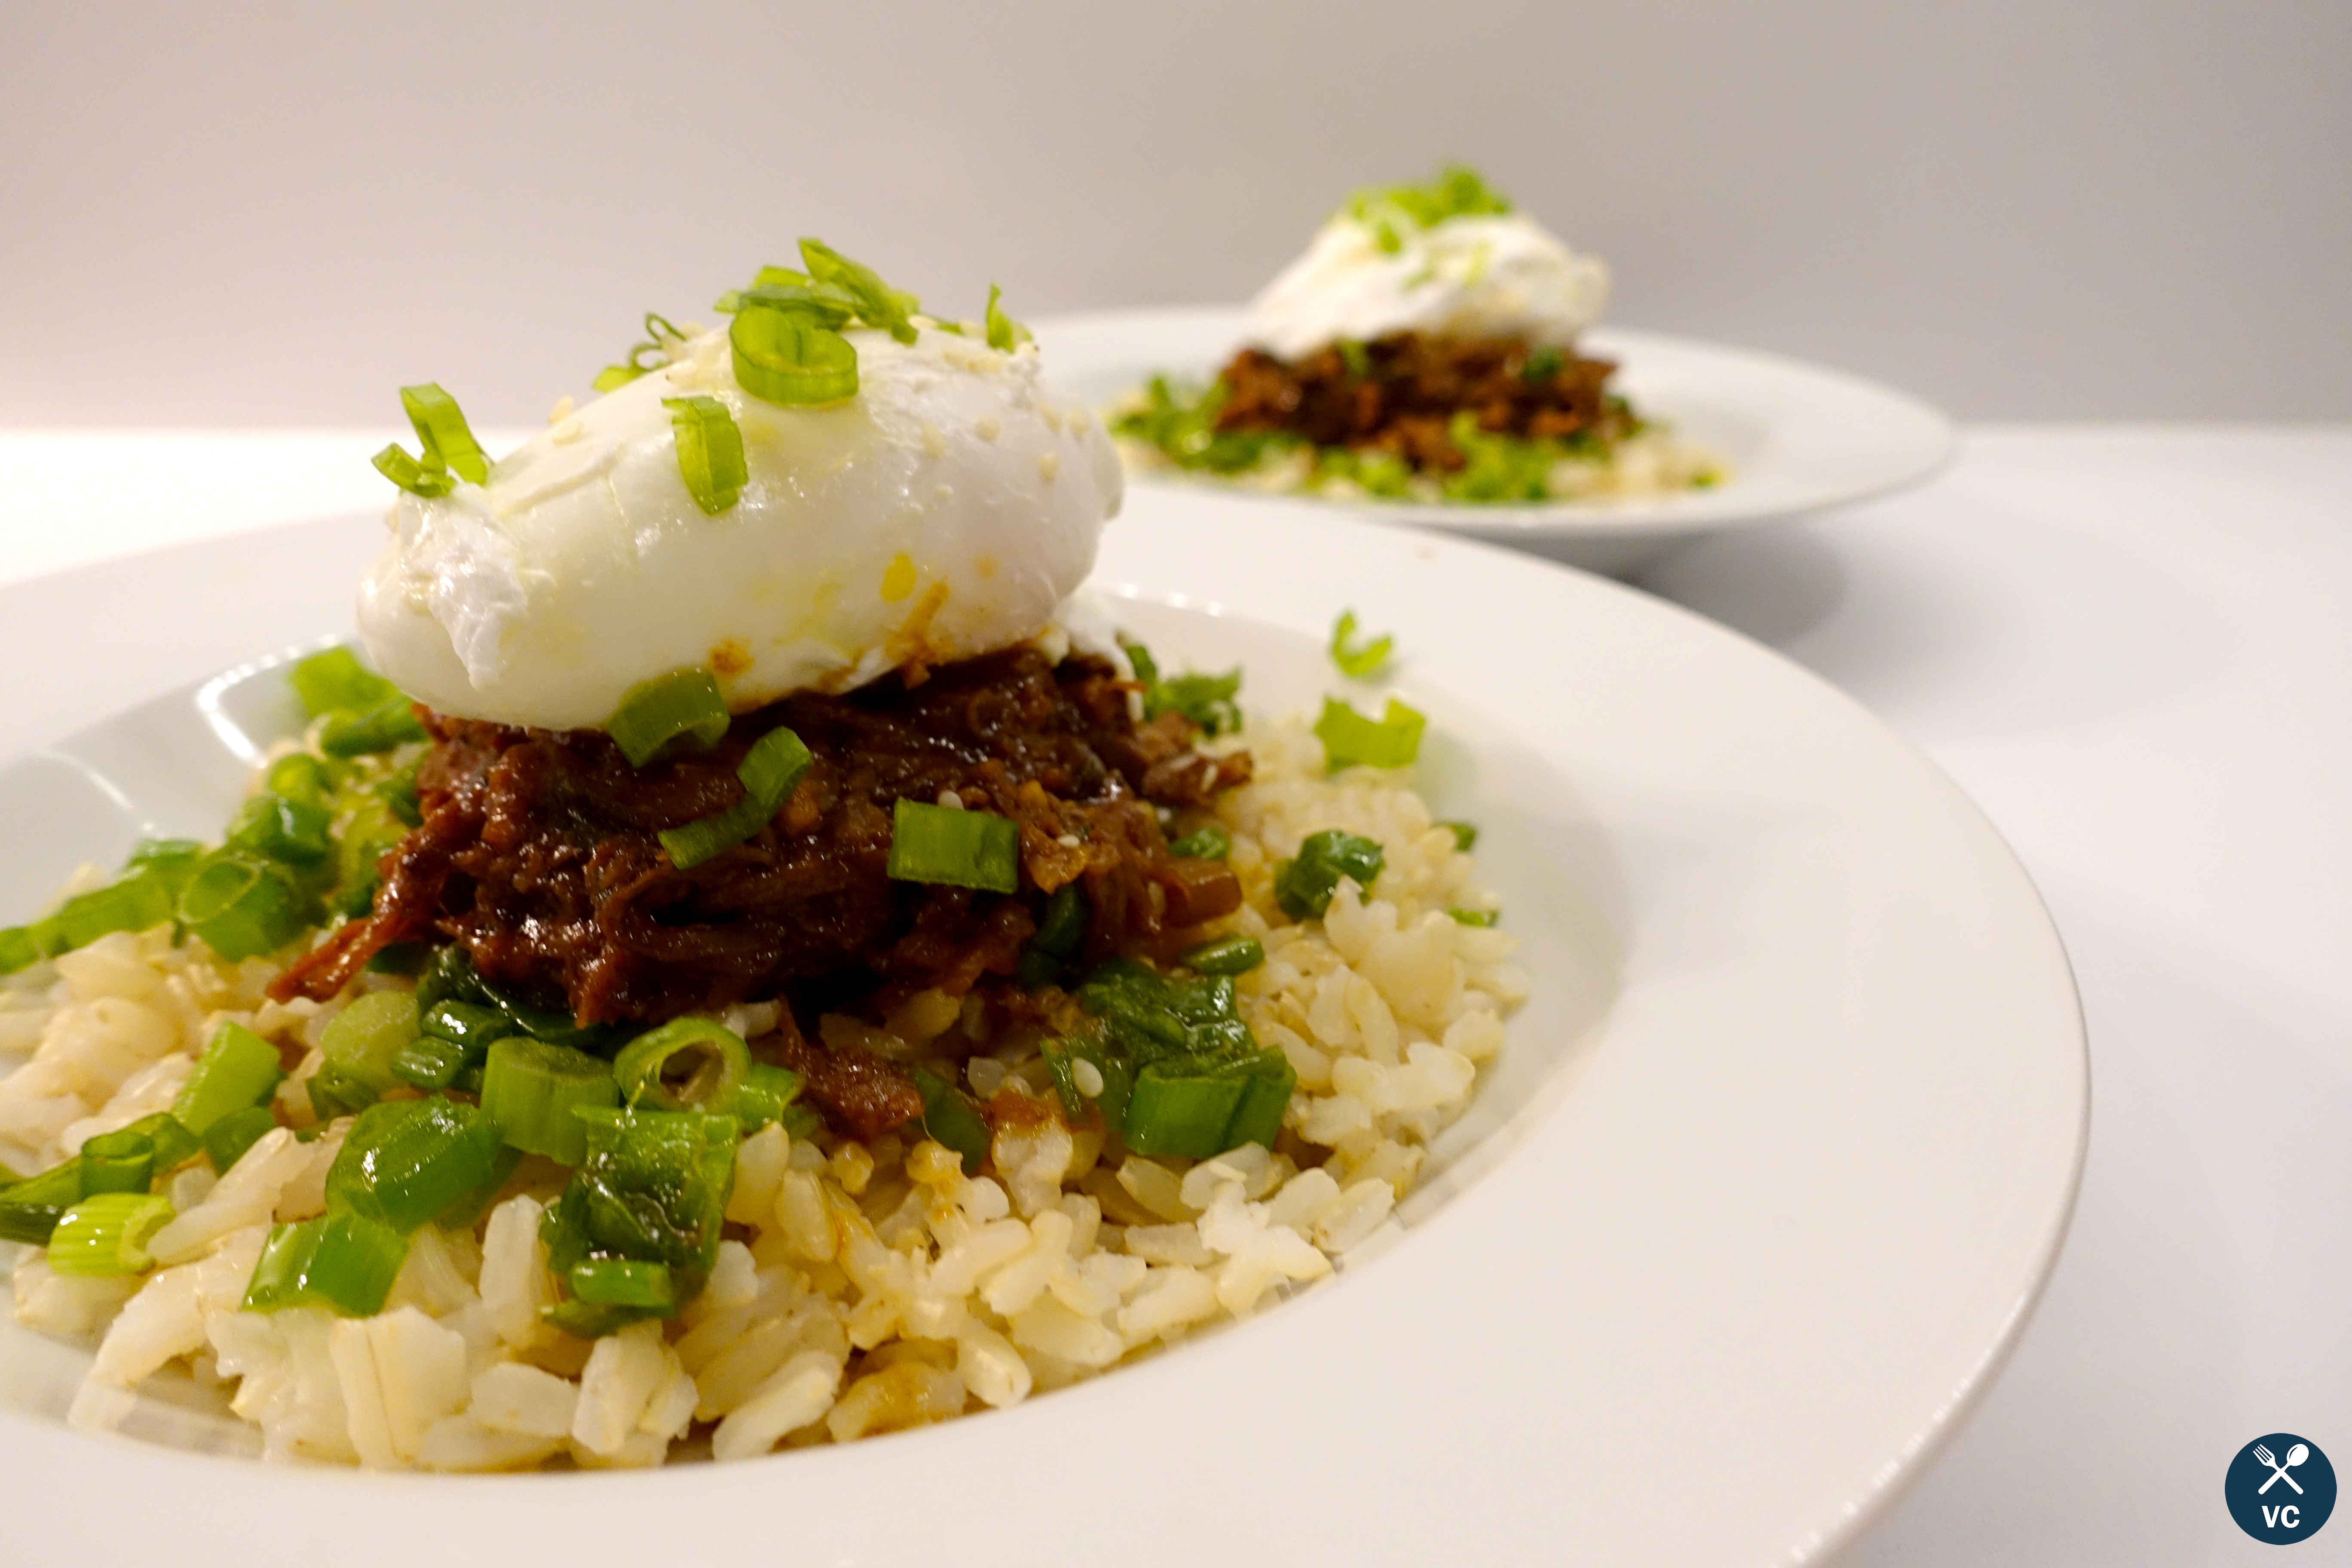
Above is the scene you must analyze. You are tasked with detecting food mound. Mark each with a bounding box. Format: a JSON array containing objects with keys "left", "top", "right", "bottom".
[
  {"left": 0, "top": 241, "right": 1525, "bottom": 1472},
  {"left": 1114, "top": 165, "right": 1721, "bottom": 504}
]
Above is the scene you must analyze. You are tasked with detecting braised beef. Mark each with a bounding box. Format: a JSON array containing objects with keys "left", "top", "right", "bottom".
[
  {"left": 1212, "top": 331, "right": 1632, "bottom": 472},
  {"left": 272, "top": 651, "right": 1250, "bottom": 1058}
]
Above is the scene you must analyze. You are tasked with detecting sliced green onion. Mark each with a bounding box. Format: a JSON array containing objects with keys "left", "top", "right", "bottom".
[
  {"left": 47, "top": 872, "right": 178, "bottom": 950},
  {"left": 79, "top": 1127, "right": 156, "bottom": 1196},
  {"left": 173, "top": 1021, "right": 285, "bottom": 1135},
  {"left": 569, "top": 1258, "right": 676, "bottom": 1312},
  {"left": 1032, "top": 882, "right": 1089, "bottom": 957},
  {"left": 178, "top": 852, "right": 312, "bottom": 961},
  {"left": 1123, "top": 640, "right": 1244, "bottom": 736},
  {"left": 606, "top": 668, "right": 731, "bottom": 768},
  {"left": 389, "top": 1033, "right": 472, "bottom": 1092},
  {"left": 1124, "top": 1051, "right": 1294, "bottom": 1158},
  {"left": 1168, "top": 823, "right": 1231, "bottom": 860},
  {"left": 481, "top": 1038, "right": 618, "bottom": 1166},
  {"left": 226, "top": 790, "right": 335, "bottom": 867},
  {"left": 1329, "top": 610, "right": 1395, "bottom": 679},
  {"left": 1447, "top": 907, "right": 1498, "bottom": 927},
  {"left": 910, "top": 1069, "right": 990, "bottom": 1175},
  {"left": 724, "top": 275, "right": 858, "bottom": 326},
  {"left": 326, "top": 1098, "right": 505, "bottom": 1232},
  {"left": 306, "top": 990, "right": 418, "bottom": 1121},
  {"left": 0, "top": 1159, "right": 88, "bottom": 1245},
  {"left": 735, "top": 1063, "right": 809, "bottom": 1135},
  {"left": 612, "top": 1018, "right": 749, "bottom": 1114},
  {"left": 1313, "top": 695, "right": 1426, "bottom": 772},
  {"left": 118, "top": 1112, "right": 202, "bottom": 1176},
  {"left": 1272, "top": 830, "right": 1386, "bottom": 920},
  {"left": 399, "top": 383, "right": 490, "bottom": 485},
  {"left": 1220, "top": 1051, "right": 1297, "bottom": 1150},
  {"left": 983, "top": 284, "right": 1029, "bottom": 352},
  {"left": 799, "top": 239, "right": 919, "bottom": 344},
  {"left": 730, "top": 305, "right": 858, "bottom": 407},
  {"left": 435, "top": 1144, "right": 523, "bottom": 1233},
  {"left": 662, "top": 395, "right": 749, "bottom": 515},
  {"left": 887, "top": 799, "right": 1020, "bottom": 894},
  {"left": 0, "top": 926, "right": 41, "bottom": 975},
  {"left": 658, "top": 724, "right": 815, "bottom": 870},
  {"left": 1522, "top": 344, "right": 1565, "bottom": 385},
  {"left": 1182, "top": 934, "right": 1263, "bottom": 976},
  {"left": 290, "top": 647, "right": 399, "bottom": 718},
  {"left": 319, "top": 696, "right": 428, "bottom": 755},
  {"left": 372, "top": 443, "right": 453, "bottom": 498},
  {"left": 47, "top": 1192, "right": 175, "bottom": 1277},
  {"left": 242, "top": 1213, "right": 408, "bottom": 1317},
  {"left": 567, "top": 1109, "right": 739, "bottom": 1280},
  {"left": 204, "top": 1106, "right": 280, "bottom": 1174},
  {"left": 1439, "top": 820, "right": 1478, "bottom": 851},
  {"left": 1337, "top": 340, "right": 1372, "bottom": 380}
]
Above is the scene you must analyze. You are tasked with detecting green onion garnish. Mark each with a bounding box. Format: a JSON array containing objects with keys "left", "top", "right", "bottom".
[
  {"left": 1337, "top": 340, "right": 1372, "bottom": 380},
  {"left": 481, "top": 1037, "right": 619, "bottom": 1167},
  {"left": 318, "top": 695, "right": 428, "bottom": 756},
  {"left": 1439, "top": 820, "right": 1478, "bottom": 851},
  {"left": 398, "top": 383, "right": 490, "bottom": 486},
  {"left": 290, "top": 647, "right": 400, "bottom": 718},
  {"left": 560, "top": 1108, "right": 739, "bottom": 1285},
  {"left": 605, "top": 668, "right": 731, "bottom": 769},
  {"left": 983, "top": 284, "right": 1029, "bottom": 352},
  {"left": 1344, "top": 163, "right": 1514, "bottom": 248},
  {"left": 80, "top": 1126, "right": 157, "bottom": 1196},
  {"left": 1167, "top": 824, "right": 1231, "bottom": 860},
  {"left": 1123, "top": 640, "right": 1243, "bottom": 736},
  {"left": 735, "top": 1063, "right": 813, "bottom": 1137},
  {"left": 612, "top": 1017, "right": 749, "bottom": 1115},
  {"left": 46, "top": 1192, "right": 175, "bottom": 1277},
  {"left": 0, "top": 1158, "right": 89, "bottom": 1245},
  {"left": 242, "top": 1212, "right": 408, "bottom": 1317},
  {"left": 1523, "top": 345, "right": 1564, "bottom": 385},
  {"left": 1040, "top": 1038, "right": 1132, "bottom": 1129},
  {"left": 910, "top": 1069, "right": 991, "bottom": 1174},
  {"left": 371, "top": 443, "right": 453, "bottom": 498},
  {"left": 176, "top": 850, "right": 311, "bottom": 960},
  {"left": 1124, "top": 1051, "right": 1295, "bottom": 1158},
  {"left": 203, "top": 1106, "right": 280, "bottom": 1174},
  {"left": 118, "top": 1112, "right": 202, "bottom": 1176},
  {"left": 420, "top": 998, "right": 507, "bottom": 1046},
  {"left": 799, "top": 239, "right": 919, "bottom": 345},
  {"left": 389, "top": 1032, "right": 472, "bottom": 1092},
  {"left": 661, "top": 395, "right": 749, "bottom": 515},
  {"left": 568, "top": 1257, "right": 677, "bottom": 1313},
  {"left": 44, "top": 873, "right": 179, "bottom": 951},
  {"left": 1313, "top": 695, "right": 1426, "bottom": 772},
  {"left": 658, "top": 724, "right": 815, "bottom": 870},
  {"left": 173, "top": 1021, "right": 286, "bottom": 1136},
  {"left": 1034, "top": 882, "right": 1089, "bottom": 957},
  {"left": 225, "top": 790, "right": 334, "bottom": 867},
  {"left": 730, "top": 305, "right": 859, "bottom": 407},
  {"left": 306, "top": 990, "right": 418, "bottom": 1121},
  {"left": 887, "top": 799, "right": 1020, "bottom": 894},
  {"left": 1446, "top": 907, "right": 1498, "bottom": 927},
  {"left": 325, "top": 1098, "right": 506, "bottom": 1232},
  {"left": 1182, "top": 934, "right": 1264, "bottom": 976},
  {"left": 0, "top": 926, "right": 41, "bottom": 976},
  {"left": 1272, "top": 829, "right": 1386, "bottom": 920},
  {"left": 1328, "top": 610, "right": 1395, "bottom": 679},
  {"left": 593, "top": 312, "right": 689, "bottom": 393}
]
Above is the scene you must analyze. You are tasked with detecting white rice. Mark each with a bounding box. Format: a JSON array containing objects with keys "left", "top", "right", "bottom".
[{"left": 2, "top": 714, "right": 1521, "bottom": 1468}]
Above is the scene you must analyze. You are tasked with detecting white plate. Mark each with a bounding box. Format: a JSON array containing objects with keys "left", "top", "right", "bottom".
[
  {"left": 1037, "top": 306, "right": 1959, "bottom": 575},
  {"left": 0, "top": 498, "right": 2083, "bottom": 1567}
]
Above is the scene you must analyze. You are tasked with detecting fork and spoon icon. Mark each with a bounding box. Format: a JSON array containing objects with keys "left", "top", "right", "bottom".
[{"left": 2256, "top": 1442, "right": 2310, "bottom": 1494}]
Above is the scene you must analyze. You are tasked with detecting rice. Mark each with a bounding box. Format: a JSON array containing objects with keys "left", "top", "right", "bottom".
[{"left": 2, "top": 714, "right": 1522, "bottom": 1468}]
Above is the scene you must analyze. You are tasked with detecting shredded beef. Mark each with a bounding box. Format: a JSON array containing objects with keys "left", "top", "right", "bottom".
[
  {"left": 272, "top": 651, "right": 1251, "bottom": 1073},
  {"left": 1212, "top": 331, "right": 1632, "bottom": 472}
]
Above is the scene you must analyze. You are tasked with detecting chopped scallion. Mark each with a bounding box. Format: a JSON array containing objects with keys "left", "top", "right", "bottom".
[
  {"left": 1182, "top": 934, "right": 1264, "bottom": 976},
  {"left": 372, "top": 443, "right": 452, "bottom": 498},
  {"left": 612, "top": 1017, "right": 749, "bottom": 1115},
  {"left": 326, "top": 1098, "right": 506, "bottom": 1232},
  {"left": 242, "top": 1213, "right": 408, "bottom": 1317},
  {"left": 606, "top": 668, "right": 731, "bottom": 769},
  {"left": 177, "top": 851, "right": 313, "bottom": 962},
  {"left": 203, "top": 1106, "right": 280, "bottom": 1174},
  {"left": 1446, "top": 907, "right": 1498, "bottom": 927},
  {"left": 47, "top": 1192, "right": 175, "bottom": 1277},
  {"left": 480, "top": 1037, "right": 618, "bottom": 1166},
  {"left": 78, "top": 1126, "right": 157, "bottom": 1197},
  {"left": 799, "top": 239, "right": 919, "bottom": 345},
  {"left": 1313, "top": 695, "right": 1426, "bottom": 771},
  {"left": 658, "top": 724, "right": 815, "bottom": 870},
  {"left": 398, "top": 383, "right": 490, "bottom": 485},
  {"left": 568, "top": 1258, "right": 676, "bottom": 1312},
  {"left": 1328, "top": 609, "right": 1395, "bottom": 679},
  {"left": 1272, "top": 829, "right": 1386, "bottom": 920},
  {"left": 735, "top": 1063, "right": 812, "bottom": 1136},
  {"left": 1167, "top": 823, "right": 1231, "bottom": 860},
  {"left": 307, "top": 990, "right": 418, "bottom": 1120},
  {"left": 910, "top": 1069, "right": 990, "bottom": 1174},
  {"left": 887, "top": 799, "right": 1020, "bottom": 894},
  {"left": 1439, "top": 820, "right": 1478, "bottom": 851},
  {"left": 173, "top": 1021, "right": 286, "bottom": 1135},
  {"left": 730, "top": 305, "right": 859, "bottom": 407},
  {"left": 290, "top": 647, "right": 399, "bottom": 718},
  {"left": 662, "top": 395, "right": 749, "bottom": 515},
  {"left": 983, "top": 284, "right": 1029, "bottom": 352}
]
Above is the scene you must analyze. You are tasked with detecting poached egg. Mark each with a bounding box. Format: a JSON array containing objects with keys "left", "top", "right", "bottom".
[
  {"left": 359, "top": 322, "right": 1121, "bottom": 732},
  {"left": 1245, "top": 211, "right": 1611, "bottom": 362}
]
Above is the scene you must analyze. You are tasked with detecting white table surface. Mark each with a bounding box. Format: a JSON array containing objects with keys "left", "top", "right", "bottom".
[{"left": 2, "top": 426, "right": 2346, "bottom": 1564}]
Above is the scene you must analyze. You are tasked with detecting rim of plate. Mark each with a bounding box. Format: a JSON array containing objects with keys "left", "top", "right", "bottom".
[
  {"left": 1032, "top": 304, "right": 1960, "bottom": 538},
  {"left": 0, "top": 502, "right": 2084, "bottom": 1568}
]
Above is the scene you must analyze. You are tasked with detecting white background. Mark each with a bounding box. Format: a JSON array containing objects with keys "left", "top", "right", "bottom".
[{"left": 3, "top": 0, "right": 2346, "bottom": 428}]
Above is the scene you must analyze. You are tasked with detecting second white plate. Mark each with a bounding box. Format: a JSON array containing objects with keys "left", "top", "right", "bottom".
[{"left": 1035, "top": 306, "right": 1958, "bottom": 574}]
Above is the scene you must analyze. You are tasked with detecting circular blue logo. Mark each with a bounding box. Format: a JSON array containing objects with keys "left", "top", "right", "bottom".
[{"left": 2226, "top": 1435, "right": 2335, "bottom": 1544}]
